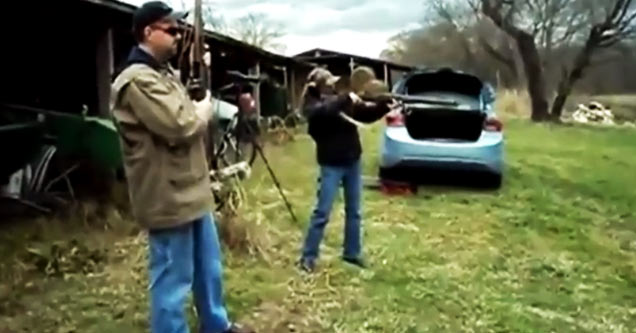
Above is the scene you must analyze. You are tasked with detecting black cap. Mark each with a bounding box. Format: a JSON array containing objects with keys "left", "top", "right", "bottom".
[{"left": 132, "top": 1, "right": 188, "bottom": 37}]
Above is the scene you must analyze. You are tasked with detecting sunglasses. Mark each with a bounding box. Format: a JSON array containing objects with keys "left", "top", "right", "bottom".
[{"left": 151, "top": 25, "right": 181, "bottom": 37}]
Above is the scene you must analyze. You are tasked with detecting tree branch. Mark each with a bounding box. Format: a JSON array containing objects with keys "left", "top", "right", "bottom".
[{"left": 479, "top": 36, "right": 518, "bottom": 74}]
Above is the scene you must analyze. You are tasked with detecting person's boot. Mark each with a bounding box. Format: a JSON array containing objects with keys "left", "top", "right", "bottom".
[
  {"left": 298, "top": 257, "right": 316, "bottom": 273},
  {"left": 223, "top": 323, "right": 255, "bottom": 333},
  {"left": 342, "top": 256, "right": 367, "bottom": 269}
]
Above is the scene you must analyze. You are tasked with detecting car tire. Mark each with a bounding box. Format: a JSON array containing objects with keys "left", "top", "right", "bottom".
[
  {"left": 486, "top": 173, "right": 503, "bottom": 189},
  {"left": 379, "top": 167, "right": 402, "bottom": 182}
]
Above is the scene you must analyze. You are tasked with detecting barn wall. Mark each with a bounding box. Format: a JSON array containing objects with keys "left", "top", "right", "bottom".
[
  {"left": 2, "top": 0, "right": 304, "bottom": 120},
  {"left": 2, "top": 1, "right": 134, "bottom": 116}
]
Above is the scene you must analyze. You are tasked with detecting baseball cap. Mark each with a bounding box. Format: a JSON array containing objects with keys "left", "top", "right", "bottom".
[
  {"left": 307, "top": 67, "right": 341, "bottom": 87},
  {"left": 133, "top": 1, "right": 188, "bottom": 36}
]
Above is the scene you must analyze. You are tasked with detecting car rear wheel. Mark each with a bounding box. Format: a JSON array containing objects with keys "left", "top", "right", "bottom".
[
  {"left": 379, "top": 167, "right": 407, "bottom": 182},
  {"left": 485, "top": 173, "right": 502, "bottom": 189}
]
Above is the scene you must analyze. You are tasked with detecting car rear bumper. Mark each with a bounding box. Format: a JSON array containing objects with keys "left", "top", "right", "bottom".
[{"left": 380, "top": 127, "right": 504, "bottom": 174}]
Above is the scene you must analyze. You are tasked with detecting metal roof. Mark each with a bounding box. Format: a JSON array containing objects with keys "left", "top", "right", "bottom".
[
  {"left": 294, "top": 48, "right": 414, "bottom": 71},
  {"left": 80, "top": 0, "right": 311, "bottom": 67},
  {"left": 80, "top": 0, "right": 137, "bottom": 13}
]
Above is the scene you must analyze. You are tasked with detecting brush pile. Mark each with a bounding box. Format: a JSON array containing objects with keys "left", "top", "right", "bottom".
[{"left": 571, "top": 101, "right": 615, "bottom": 125}]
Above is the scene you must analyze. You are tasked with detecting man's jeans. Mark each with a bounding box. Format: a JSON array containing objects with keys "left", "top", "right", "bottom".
[
  {"left": 148, "top": 212, "right": 231, "bottom": 333},
  {"left": 301, "top": 159, "right": 362, "bottom": 261}
]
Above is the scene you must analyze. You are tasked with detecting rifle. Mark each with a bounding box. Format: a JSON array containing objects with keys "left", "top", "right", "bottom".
[
  {"left": 362, "top": 93, "right": 459, "bottom": 107},
  {"left": 187, "top": 0, "right": 207, "bottom": 102},
  {"left": 354, "top": 79, "right": 458, "bottom": 107}
]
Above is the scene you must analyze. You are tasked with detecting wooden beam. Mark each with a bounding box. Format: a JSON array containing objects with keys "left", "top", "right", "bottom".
[
  {"left": 250, "top": 62, "right": 262, "bottom": 118},
  {"left": 282, "top": 66, "right": 288, "bottom": 88},
  {"left": 96, "top": 28, "right": 114, "bottom": 117},
  {"left": 383, "top": 64, "right": 389, "bottom": 85},
  {"left": 290, "top": 68, "right": 297, "bottom": 111}
]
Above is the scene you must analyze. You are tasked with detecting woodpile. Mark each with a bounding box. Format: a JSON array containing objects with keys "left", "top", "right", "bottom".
[{"left": 571, "top": 101, "right": 615, "bottom": 125}]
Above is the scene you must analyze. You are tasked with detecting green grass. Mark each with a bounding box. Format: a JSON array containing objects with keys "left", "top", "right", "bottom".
[{"left": 2, "top": 120, "right": 636, "bottom": 332}]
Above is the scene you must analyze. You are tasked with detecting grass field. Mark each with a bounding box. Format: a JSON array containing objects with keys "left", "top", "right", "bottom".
[{"left": 2, "top": 118, "right": 636, "bottom": 332}]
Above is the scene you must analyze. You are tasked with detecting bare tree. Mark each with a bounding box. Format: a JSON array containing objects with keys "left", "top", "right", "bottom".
[
  {"left": 381, "top": 25, "right": 468, "bottom": 67},
  {"left": 199, "top": 7, "right": 286, "bottom": 53},
  {"left": 481, "top": 0, "right": 636, "bottom": 121},
  {"left": 175, "top": 1, "right": 287, "bottom": 53},
  {"left": 426, "top": 0, "right": 480, "bottom": 68},
  {"left": 427, "top": 0, "right": 521, "bottom": 86},
  {"left": 481, "top": 0, "right": 552, "bottom": 120},
  {"left": 475, "top": 24, "right": 521, "bottom": 85},
  {"left": 173, "top": 1, "right": 229, "bottom": 33},
  {"left": 380, "top": 31, "right": 410, "bottom": 61},
  {"left": 230, "top": 13, "right": 286, "bottom": 53},
  {"left": 199, "top": 0, "right": 234, "bottom": 34},
  {"left": 551, "top": 0, "right": 636, "bottom": 118},
  {"left": 507, "top": 0, "right": 594, "bottom": 63}
]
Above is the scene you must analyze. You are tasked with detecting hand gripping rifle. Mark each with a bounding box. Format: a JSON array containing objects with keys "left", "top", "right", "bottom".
[{"left": 339, "top": 75, "right": 458, "bottom": 128}]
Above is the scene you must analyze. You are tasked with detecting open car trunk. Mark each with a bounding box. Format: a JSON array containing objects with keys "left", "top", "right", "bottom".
[{"left": 398, "top": 69, "right": 486, "bottom": 142}]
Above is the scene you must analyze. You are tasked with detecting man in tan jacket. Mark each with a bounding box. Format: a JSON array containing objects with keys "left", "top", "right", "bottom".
[{"left": 110, "top": 2, "right": 253, "bottom": 332}]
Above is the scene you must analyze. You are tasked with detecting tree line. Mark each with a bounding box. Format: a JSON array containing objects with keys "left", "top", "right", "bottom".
[
  {"left": 170, "top": 0, "right": 287, "bottom": 53},
  {"left": 382, "top": 0, "right": 636, "bottom": 121}
]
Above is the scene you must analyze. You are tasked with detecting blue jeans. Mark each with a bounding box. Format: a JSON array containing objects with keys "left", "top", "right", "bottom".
[
  {"left": 301, "top": 159, "right": 362, "bottom": 261},
  {"left": 148, "top": 212, "right": 231, "bottom": 333}
]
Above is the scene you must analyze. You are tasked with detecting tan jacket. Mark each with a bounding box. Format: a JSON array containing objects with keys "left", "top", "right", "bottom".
[{"left": 110, "top": 64, "right": 213, "bottom": 229}]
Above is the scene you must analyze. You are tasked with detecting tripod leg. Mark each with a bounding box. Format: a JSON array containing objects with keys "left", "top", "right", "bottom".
[{"left": 252, "top": 141, "right": 298, "bottom": 224}]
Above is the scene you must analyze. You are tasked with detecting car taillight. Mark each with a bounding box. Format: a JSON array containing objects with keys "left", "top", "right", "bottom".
[
  {"left": 484, "top": 117, "right": 503, "bottom": 132},
  {"left": 386, "top": 112, "right": 405, "bottom": 127}
]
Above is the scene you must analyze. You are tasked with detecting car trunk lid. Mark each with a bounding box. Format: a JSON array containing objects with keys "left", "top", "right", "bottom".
[{"left": 398, "top": 69, "right": 487, "bottom": 142}]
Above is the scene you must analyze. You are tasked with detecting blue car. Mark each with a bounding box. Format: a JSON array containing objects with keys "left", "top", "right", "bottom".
[{"left": 379, "top": 68, "right": 504, "bottom": 188}]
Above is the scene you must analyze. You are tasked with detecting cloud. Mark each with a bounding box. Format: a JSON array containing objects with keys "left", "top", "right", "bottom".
[
  {"left": 282, "top": 29, "right": 401, "bottom": 58},
  {"left": 119, "top": 0, "right": 423, "bottom": 58}
]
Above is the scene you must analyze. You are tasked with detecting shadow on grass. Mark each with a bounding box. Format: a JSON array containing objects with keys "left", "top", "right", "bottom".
[{"left": 371, "top": 167, "right": 503, "bottom": 193}]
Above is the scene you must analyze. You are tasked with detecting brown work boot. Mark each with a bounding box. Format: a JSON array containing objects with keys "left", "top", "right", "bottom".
[{"left": 223, "top": 323, "right": 255, "bottom": 333}]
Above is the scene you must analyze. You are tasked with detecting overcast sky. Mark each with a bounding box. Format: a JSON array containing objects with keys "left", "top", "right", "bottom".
[{"left": 121, "top": 0, "right": 424, "bottom": 58}]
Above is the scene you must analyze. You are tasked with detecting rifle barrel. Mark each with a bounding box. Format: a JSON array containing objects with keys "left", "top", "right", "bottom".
[
  {"left": 364, "top": 93, "right": 458, "bottom": 106},
  {"left": 192, "top": 0, "right": 204, "bottom": 82}
]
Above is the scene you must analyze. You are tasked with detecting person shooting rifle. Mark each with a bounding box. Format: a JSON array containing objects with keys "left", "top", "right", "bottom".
[{"left": 298, "top": 66, "right": 399, "bottom": 272}]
